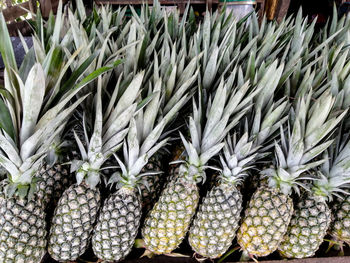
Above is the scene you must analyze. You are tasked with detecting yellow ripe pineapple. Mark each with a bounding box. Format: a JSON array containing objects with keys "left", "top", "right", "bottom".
[{"left": 237, "top": 90, "right": 347, "bottom": 258}]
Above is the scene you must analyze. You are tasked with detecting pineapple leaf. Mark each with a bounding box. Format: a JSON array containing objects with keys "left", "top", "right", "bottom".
[
  {"left": 0, "top": 97, "right": 15, "bottom": 141},
  {"left": 275, "top": 142, "right": 287, "bottom": 168},
  {"left": 203, "top": 46, "right": 219, "bottom": 90},
  {"left": 301, "top": 140, "right": 334, "bottom": 164},
  {"left": 74, "top": 130, "right": 88, "bottom": 161},
  {"left": 0, "top": 153, "right": 20, "bottom": 178},
  {"left": 56, "top": 52, "right": 97, "bottom": 99},
  {"left": 142, "top": 80, "right": 161, "bottom": 139},
  {"left": 163, "top": 68, "right": 198, "bottom": 114},
  {"left": 166, "top": 64, "right": 177, "bottom": 101},
  {"left": 103, "top": 104, "right": 137, "bottom": 143},
  {"left": 146, "top": 138, "right": 168, "bottom": 159},
  {"left": 115, "top": 71, "right": 144, "bottom": 117},
  {"left": 0, "top": 132, "right": 21, "bottom": 167},
  {"left": 189, "top": 117, "right": 200, "bottom": 153},
  {"left": 127, "top": 119, "right": 140, "bottom": 169},
  {"left": 140, "top": 95, "right": 187, "bottom": 155},
  {"left": 202, "top": 115, "right": 229, "bottom": 153},
  {"left": 52, "top": 0, "right": 63, "bottom": 45},
  {"left": 202, "top": 82, "right": 226, "bottom": 140},
  {"left": 103, "top": 138, "right": 126, "bottom": 159},
  {"left": 20, "top": 94, "right": 88, "bottom": 161},
  {"left": 104, "top": 74, "right": 122, "bottom": 122},
  {"left": 20, "top": 63, "right": 46, "bottom": 145},
  {"left": 0, "top": 13, "right": 18, "bottom": 81},
  {"left": 305, "top": 110, "right": 347, "bottom": 150},
  {"left": 180, "top": 132, "right": 199, "bottom": 165},
  {"left": 200, "top": 143, "right": 225, "bottom": 165},
  {"left": 71, "top": 160, "right": 84, "bottom": 173},
  {"left": 88, "top": 77, "right": 103, "bottom": 159}
]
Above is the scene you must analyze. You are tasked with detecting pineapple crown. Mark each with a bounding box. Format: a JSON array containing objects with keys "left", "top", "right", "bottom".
[
  {"left": 108, "top": 78, "right": 189, "bottom": 190},
  {"left": 71, "top": 71, "right": 144, "bottom": 188},
  {"left": 67, "top": 1, "right": 200, "bottom": 189},
  {"left": 312, "top": 133, "right": 350, "bottom": 201},
  {"left": 175, "top": 78, "right": 259, "bottom": 182},
  {"left": 0, "top": 9, "right": 124, "bottom": 198},
  {"left": 214, "top": 59, "right": 289, "bottom": 185},
  {"left": 218, "top": 97, "right": 289, "bottom": 185},
  {"left": 0, "top": 14, "right": 112, "bottom": 198},
  {"left": 263, "top": 90, "right": 347, "bottom": 196},
  {"left": 219, "top": 133, "right": 259, "bottom": 185}
]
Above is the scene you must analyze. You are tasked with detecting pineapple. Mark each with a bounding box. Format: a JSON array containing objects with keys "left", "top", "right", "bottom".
[
  {"left": 0, "top": 13, "right": 90, "bottom": 262},
  {"left": 331, "top": 196, "right": 350, "bottom": 248},
  {"left": 188, "top": 133, "right": 252, "bottom": 259},
  {"left": 41, "top": 164, "right": 73, "bottom": 208},
  {"left": 187, "top": 59, "right": 288, "bottom": 259},
  {"left": 38, "top": 139, "right": 74, "bottom": 211},
  {"left": 142, "top": 79, "right": 259, "bottom": 254},
  {"left": 188, "top": 95, "right": 289, "bottom": 259},
  {"left": 0, "top": 181, "right": 47, "bottom": 263},
  {"left": 279, "top": 133, "right": 350, "bottom": 258},
  {"left": 140, "top": 154, "right": 165, "bottom": 212},
  {"left": 237, "top": 91, "right": 347, "bottom": 258},
  {"left": 91, "top": 77, "right": 189, "bottom": 261},
  {"left": 48, "top": 70, "right": 144, "bottom": 261},
  {"left": 278, "top": 192, "right": 331, "bottom": 258},
  {"left": 325, "top": 135, "right": 350, "bottom": 251},
  {"left": 166, "top": 144, "right": 187, "bottom": 188}
]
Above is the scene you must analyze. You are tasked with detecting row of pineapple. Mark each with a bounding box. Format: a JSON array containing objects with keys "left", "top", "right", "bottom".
[{"left": 1, "top": 1, "right": 350, "bottom": 262}]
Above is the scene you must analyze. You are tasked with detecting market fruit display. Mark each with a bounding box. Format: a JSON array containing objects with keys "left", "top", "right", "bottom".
[{"left": 1, "top": 1, "right": 350, "bottom": 262}]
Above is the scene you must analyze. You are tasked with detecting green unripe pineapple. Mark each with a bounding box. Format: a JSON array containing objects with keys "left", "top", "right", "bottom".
[
  {"left": 278, "top": 193, "right": 331, "bottom": 258},
  {"left": 48, "top": 68, "right": 144, "bottom": 261},
  {"left": 48, "top": 183, "right": 100, "bottom": 261},
  {"left": 189, "top": 74, "right": 290, "bottom": 259},
  {"left": 0, "top": 181, "right": 47, "bottom": 263},
  {"left": 0, "top": 14, "right": 89, "bottom": 261},
  {"left": 189, "top": 183, "right": 242, "bottom": 258},
  {"left": 92, "top": 187, "right": 141, "bottom": 261}
]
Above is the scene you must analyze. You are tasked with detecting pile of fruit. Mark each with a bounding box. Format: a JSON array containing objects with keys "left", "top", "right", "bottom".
[{"left": 1, "top": 0, "right": 350, "bottom": 262}]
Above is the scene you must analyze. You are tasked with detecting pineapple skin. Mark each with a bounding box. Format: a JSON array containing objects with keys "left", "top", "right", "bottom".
[
  {"left": 189, "top": 183, "right": 243, "bottom": 258},
  {"left": 38, "top": 164, "right": 72, "bottom": 209},
  {"left": 237, "top": 187, "right": 293, "bottom": 257},
  {"left": 278, "top": 194, "right": 331, "bottom": 258},
  {"left": 142, "top": 175, "right": 199, "bottom": 254},
  {"left": 140, "top": 155, "right": 164, "bottom": 212},
  {"left": 48, "top": 183, "right": 100, "bottom": 262},
  {"left": 92, "top": 188, "right": 142, "bottom": 261},
  {"left": 330, "top": 195, "right": 350, "bottom": 246},
  {"left": 0, "top": 183, "right": 47, "bottom": 263}
]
